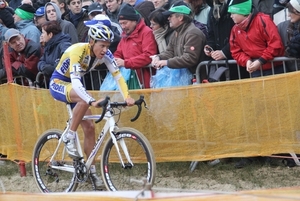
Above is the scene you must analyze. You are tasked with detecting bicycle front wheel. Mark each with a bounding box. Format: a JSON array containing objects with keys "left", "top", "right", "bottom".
[
  {"left": 100, "top": 127, "right": 156, "bottom": 191},
  {"left": 32, "top": 129, "right": 78, "bottom": 193}
]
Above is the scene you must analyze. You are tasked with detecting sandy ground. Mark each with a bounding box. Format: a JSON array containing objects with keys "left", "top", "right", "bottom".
[{"left": 1, "top": 159, "right": 300, "bottom": 193}]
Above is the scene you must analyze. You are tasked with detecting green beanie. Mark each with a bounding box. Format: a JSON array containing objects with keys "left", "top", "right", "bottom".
[{"left": 228, "top": 0, "right": 252, "bottom": 15}]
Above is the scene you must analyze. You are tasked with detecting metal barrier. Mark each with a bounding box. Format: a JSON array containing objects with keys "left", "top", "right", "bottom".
[
  {"left": 32, "top": 65, "right": 154, "bottom": 90},
  {"left": 195, "top": 56, "right": 300, "bottom": 83}
]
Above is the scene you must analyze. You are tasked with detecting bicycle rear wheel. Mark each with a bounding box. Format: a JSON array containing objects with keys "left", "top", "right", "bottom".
[
  {"left": 100, "top": 127, "right": 156, "bottom": 191},
  {"left": 32, "top": 129, "right": 78, "bottom": 193}
]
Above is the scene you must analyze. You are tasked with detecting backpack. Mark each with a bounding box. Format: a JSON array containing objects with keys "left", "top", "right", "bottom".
[{"left": 202, "top": 60, "right": 229, "bottom": 83}]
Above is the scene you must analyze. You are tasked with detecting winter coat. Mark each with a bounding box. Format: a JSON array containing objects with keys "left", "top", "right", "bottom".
[
  {"left": 114, "top": 19, "right": 158, "bottom": 88},
  {"left": 158, "top": 22, "right": 206, "bottom": 74},
  {"left": 45, "top": 2, "right": 79, "bottom": 44},
  {"left": 15, "top": 20, "right": 41, "bottom": 43},
  {"left": 10, "top": 39, "right": 42, "bottom": 80},
  {"left": 64, "top": 9, "right": 89, "bottom": 42},
  {"left": 38, "top": 32, "right": 72, "bottom": 76},
  {"left": 206, "top": 1, "right": 234, "bottom": 59},
  {"left": 230, "top": 12, "right": 284, "bottom": 70}
]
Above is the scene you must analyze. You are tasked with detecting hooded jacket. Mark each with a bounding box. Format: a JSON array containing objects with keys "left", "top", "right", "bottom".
[
  {"left": 38, "top": 32, "right": 72, "bottom": 75},
  {"left": 45, "top": 2, "right": 79, "bottom": 44},
  {"left": 15, "top": 20, "right": 41, "bottom": 43}
]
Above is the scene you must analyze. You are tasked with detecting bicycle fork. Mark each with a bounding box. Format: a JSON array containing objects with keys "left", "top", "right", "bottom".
[{"left": 110, "top": 130, "right": 134, "bottom": 169}]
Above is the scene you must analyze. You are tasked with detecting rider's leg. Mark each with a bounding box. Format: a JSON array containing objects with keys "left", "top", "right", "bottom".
[{"left": 80, "top": 109, "right": 96, "bottom": 160}]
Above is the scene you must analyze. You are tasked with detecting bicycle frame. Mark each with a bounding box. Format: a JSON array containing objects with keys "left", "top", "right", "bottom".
[{"left": 49, "top": 103, "right": 133, "bottom": 175}]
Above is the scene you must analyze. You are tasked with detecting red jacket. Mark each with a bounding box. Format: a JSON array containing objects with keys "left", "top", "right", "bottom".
[
  {"left": 230, "top": 12, "right": 284, "bottom": 70},
  {"left": 10, "top": 39, "right": 41, "bottom": 78},
  {"left": 114, "top": 20, "right": 158, "bottom": 88}
]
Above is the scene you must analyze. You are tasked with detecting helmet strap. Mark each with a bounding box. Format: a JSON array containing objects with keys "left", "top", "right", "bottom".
[{"left": 89, "top": 39, "right": 96, "bottom": 57}]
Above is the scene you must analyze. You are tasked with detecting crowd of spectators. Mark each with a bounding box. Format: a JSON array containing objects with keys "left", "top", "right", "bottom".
[
  {"left": 0, "top": 0, "right": 292, "bottom": 88},
  {"left": 0, "top": 0, "right": 299, "bottom": 167}
]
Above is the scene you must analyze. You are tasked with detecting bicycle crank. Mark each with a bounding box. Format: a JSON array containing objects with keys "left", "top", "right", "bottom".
[{"left": 74, "top": 160, "right": 88, "bottom": 182}]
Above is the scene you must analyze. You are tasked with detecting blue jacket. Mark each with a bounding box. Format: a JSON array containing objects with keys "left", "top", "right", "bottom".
[
  {"left": 38, "top": 32, "right": 71, "bottom": 73},
  {"left": 15, "top": 20, "right": 41, "bottom": 43}
]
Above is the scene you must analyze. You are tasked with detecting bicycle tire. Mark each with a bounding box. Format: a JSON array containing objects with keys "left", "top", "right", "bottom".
[
  {"left": 100, "top": 127, "right": 156, "bottom": 191},
  {"left": 32, "top": 129, "right": 78, "bottom": 193}
]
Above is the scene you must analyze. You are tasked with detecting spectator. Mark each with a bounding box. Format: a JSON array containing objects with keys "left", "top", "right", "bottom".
[
  {"left": 278, "top": 0, "right": 300, "bottom": 72},
  {"left": 150, "top": 0, "right": 168, "bottom": 9},
  {"left": 82, "top": 0, "right": 92, "bottom": 10},
  {"left": 101, "top": 3, "right": 158, "bottom": 89},
  {"left": 150, "top": 3, "right": 206, "bottom": 88},
  {"left": 45, "top": 2, "right": 79, "bottom": 44},
  {"left": 21, "top": 0, "right": 33, "bottom": 6},
  {"left": 228, "top": 0, "right": 285, "bottom": 78},
  {"left": 185, "top": 0, "right": 210, "bottom": 25},
  {"left": 134, "top": 1, "right": 155, "bottom": 27},
  {"left": 0, "top": 2, "right": 16, "bottom": 80},
  {"left": 38, "top": 20, "right": 71, "bottom": 82},
  {"left": 149, "top": 7, "right": 174, "bottom": 53},
  {"left": 204, "top": 0, "right": 248, "bottom": 80},
  {"left": 87, "top": 2, "right": 105, "bottom": 19},
  {"left": 64, "top": 0, "right": 90, "bottom": 42},
  {"left": 9, "top": 0, "right": 22, "bottom": 9},
  {"left": 0, "top": 0, "right": 16, "bottom": 29},
  {"left": 34, "top": 6, "right": 46, "bottom": 31},
  {"left": 13, "top": 4, "right": 41, "bottom": 43},
  {"left": 124, "top": 0, "right": 143, "bottom": 7},
  {"left": 50, "top": 0, "right": 70, "bottom": 20},
  {"left": 105, "top": 0, "right": 123, "bottom": 24},
  {"left": 3, "top": 28, "right": 42, "bottom": 82},
  {"left": 252, "top": 0, "right": 275, "bottom": 19}
]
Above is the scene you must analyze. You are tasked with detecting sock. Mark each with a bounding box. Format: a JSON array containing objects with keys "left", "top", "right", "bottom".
[
  {"left": 90, "top": 165, "right": 96, "bottom": 173},
  {"left": 66, "top": 130, "right": 76, "bottom": 139}
]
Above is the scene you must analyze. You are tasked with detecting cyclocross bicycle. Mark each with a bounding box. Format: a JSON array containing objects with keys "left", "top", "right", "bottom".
[{"left": 32, "top": 95, "right": 156, "bottom": 193}]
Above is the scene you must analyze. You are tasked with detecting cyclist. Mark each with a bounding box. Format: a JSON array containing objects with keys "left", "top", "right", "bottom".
[{"left": 49, "top": 24, "right": 135, "bottom": 189}]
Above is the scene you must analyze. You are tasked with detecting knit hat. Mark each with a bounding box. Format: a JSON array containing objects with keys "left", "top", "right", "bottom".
[
  {"left": 34, "top": 6, "right": 45, "bottom": 17},
  {"left": 88, "top": 2, "right": 103, "bottom": 15},
  {"left": 228, "top": 0, "right": 252, "bottom": 15},
  {"left": 290, "top": 0, "right": 300, "bottom": 12},
  {"left": 4, "top": 28, "right": 21, "bottom": 42},
  {"left": 15, "top": 4, "right": 36, "bottom": 20},
  {"left": 117, "top": 3, "right": 140, "bottom": 21}
]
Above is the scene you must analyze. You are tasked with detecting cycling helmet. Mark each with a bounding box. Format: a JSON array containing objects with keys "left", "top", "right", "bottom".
[{"left": 88, "top": 24, "right": 114, "bottom": 42}]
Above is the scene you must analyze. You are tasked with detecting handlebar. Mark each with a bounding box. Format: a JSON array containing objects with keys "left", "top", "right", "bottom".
[{"left": 95, "top": 95, "right": 147, "bottom": 123}]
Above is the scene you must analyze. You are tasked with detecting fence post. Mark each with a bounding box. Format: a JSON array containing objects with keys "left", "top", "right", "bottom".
[{"left": 3, "top": 41, "right": 13, "bottom": 83}]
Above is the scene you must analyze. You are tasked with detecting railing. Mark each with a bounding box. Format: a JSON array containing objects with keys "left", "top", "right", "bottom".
[{"left": 195, "top": 57, "right": 300, "bottom": 83}]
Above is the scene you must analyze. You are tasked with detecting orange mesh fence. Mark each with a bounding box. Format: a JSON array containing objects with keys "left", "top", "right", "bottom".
[{"left": 1, "top": 71, "right": 300, "bottom": 162}]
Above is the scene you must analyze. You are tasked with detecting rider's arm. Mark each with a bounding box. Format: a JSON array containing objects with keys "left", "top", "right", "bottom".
[
  {"left": 104, "top": 50, "right": 130, "bottom": 100},
  {"left": 70, "top": 63, "right": 95, "bottom": 104}
]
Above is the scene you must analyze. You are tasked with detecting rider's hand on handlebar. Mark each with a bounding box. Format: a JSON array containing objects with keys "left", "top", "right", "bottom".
[
  {"left": 125, "top": 97, "right": 135, "bottom": 106},
  {"left": 91, "top": 98, "right": 105, "bottom": 108}
]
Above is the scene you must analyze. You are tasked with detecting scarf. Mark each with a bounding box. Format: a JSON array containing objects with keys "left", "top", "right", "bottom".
[
  {"left": 236, "top": 13, "right": 252, "bottom": 31},
  {"left": 69, "top": 10, "right": 84, "bottom": 28},
  {"left": 153, "top": 25, "right": 169, "bottom": 53}
]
